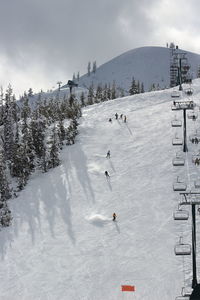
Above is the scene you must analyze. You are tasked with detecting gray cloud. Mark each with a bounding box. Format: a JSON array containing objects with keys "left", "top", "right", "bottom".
[{"left": 0, "top": 0, "right": 199, "bottom": 95}]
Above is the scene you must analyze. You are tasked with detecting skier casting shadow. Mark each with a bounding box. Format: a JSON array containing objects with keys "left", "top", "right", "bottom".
[
  {"left": 112, "top": 213, "right": 120, "bottom": 233},
  {"left": 105, "top": 171, "right": 112, "bottom": 190}
]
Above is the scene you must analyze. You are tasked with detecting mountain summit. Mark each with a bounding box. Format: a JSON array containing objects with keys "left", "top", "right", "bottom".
[{"left": 72, "top": 46, "right": 200, "bottom": 93}]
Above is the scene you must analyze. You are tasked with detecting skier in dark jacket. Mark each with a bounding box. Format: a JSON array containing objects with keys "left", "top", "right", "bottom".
[
  {"left": 106, "top": 150, "right": 110, "bottom": 158},
  {"left": 113, "top": 213, "right": 116, "bottom": 221},
  {"left": 115, "top": 113, "right": 118, "bottom": 119},
  {"left": 105, "top": 170, "right": 109, "bottom": 177}
]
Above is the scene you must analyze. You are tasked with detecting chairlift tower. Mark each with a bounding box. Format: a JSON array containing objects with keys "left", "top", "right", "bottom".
[
  {"left": 171, "top": 100, "right": 195, "bottom": 152},
  {"left": 179, "top": 192, "right": 200, "bottom": 298},
  {"left": 170, "top": 48, "right": 191, "bottom": 89}
]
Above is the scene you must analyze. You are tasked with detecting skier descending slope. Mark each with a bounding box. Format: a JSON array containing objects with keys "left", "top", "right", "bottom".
[
  {"left": 106, "top": 150, "right": 110, "bottom": 158},
  {"left": 105, "top": 170, "right": 110, "bottom": 177},
  {"left": 112, "top": 213, "right": 117, "bottom": 221}
]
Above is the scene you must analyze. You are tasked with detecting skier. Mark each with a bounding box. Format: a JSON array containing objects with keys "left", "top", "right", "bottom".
[
  {"left": 105, "top": 170, "right": 110, "bottom": 177},
  {"left": 115, "top": 113, "right": 118, "bottom": 119},
  {"left": 124, "top": 115, "right": 127, "bottom": 123},
  {"left": 112, "top": 213, "right": 116, "bottom": 221},
  {"left": 109, "top": 118, "right": 112, "bottom": 122},
  {"left": 120, "top": 114, "right": 123, "bottom": 119},
  {"left": 106, "top": 150, "right": 110, "bottom": 158}
]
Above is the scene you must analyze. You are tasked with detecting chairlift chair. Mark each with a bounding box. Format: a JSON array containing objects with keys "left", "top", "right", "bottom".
[
  {"left": 171, "top": 119, "right": 182, "bottom": 127},
  {"left": 175, "top": 287, "right": 192, "bottom": 299},
  {"left": 174, "top": 237, "right": 191, "bottom": 256},
  {"left": 172, "top": 153, "right": 185, "bottom": 166},
  {"left": 184, "top": 88, "right": 193, "bottom": 96},
  {"left": 171, "top": 91, "right": 181, "bottom": 98},
  {"left": 194, "top": 179, "right": 200, "bottom": 189},
  {"left": 172, "top": 136, "right": 183, "bottom": 146},
  {"left": 173, "top": 176, "right": 187, "bottom": 191},
  {"left": 173, "top": 208, "right": 189, "bottom": 220}
]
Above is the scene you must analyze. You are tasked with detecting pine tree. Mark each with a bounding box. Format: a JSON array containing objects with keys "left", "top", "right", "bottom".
[
  {"left": 80, "top": 92, "right": 85, "bottom": 107},
  {"left": 0, "top": 148, "right": 12, "bottom": 226},
  {"left": 95, "top": 85, "right": 102, "bottom": 102},
  {"left": 28, "top": 88, "right": 34, "bottom": 97},
  {"left": 107, "top": 84, "right": 111, "bottom": 100},
  {"left": 49, "top": 125, "right": 60, "bottom": 168},
  {"left": 102, "top": 84, "right": 108, "bottom": 101},
  {"left": 141, "top": 82, "right": 145, "bottom": 93},
  {"left": 87, "top": 62, "right": 91, "bottom": 76},
  {"left": 92, "top": 61, "right": 97, "bottom": 74},
  {"left": 3, "top": 85, "right": 15, "bottom": 162},
  {"left": 0, "top": 86, "right": 4, "bottom": 126},
  {"left": 197, "top": 66, "right": 200, "bottom": 78},
  {"left": 77, "top": 72, "right": 80, "bottom": 81},
  {"left": 111, "top": 81, "right": 116, "bottom": 99},
  {"left": 87, "top": 84, "right": 94, "bottom": 105},
  {"left": 129, "top": 77, "right": 139, "bottom": 95}
]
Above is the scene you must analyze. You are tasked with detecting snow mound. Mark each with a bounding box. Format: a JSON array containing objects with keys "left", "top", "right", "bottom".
[{"left": 86, "top": 214, "right": 111, "bottom": 226}]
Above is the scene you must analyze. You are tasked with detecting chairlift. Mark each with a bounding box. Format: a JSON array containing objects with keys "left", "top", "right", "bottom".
[
  {"left": 175, "top": 296, "right": 190, "bottom": 300},
  {"left": 175, "top": 287, "right": 191, "bottom": 299},
  {"left": 194, "top": 179, "right": 200, "bottom": 189},
  {"left": 173, "top": 208, "right": 189, "bottom": 220},
  {"left": 173, "top": 176, "right": 187, "bottom": 191},
  {"left": 172, "top": 136, "right": 183, "bottom": 146},
  {"left": 192, "top": 153, "right": 200, "bottom": 165},
  {"left": 174, "top": 237, "right": 191, "bottom": 256},
  {"left": 189, "top": 133, "right": 200, "bottom": 144},
  {"left": 171, "top": 119, "right": 182, "bottom": 127},
  {"left": 187, "top": 111, "right": 198, "bottom": 120},
  {"left": 184, "top": 88, "right": 193, "bottom": 96},
  {"left": 171, "top": 91, "right": 180, "bottom": 98},
  {"left": 172, "top": 153, "right": 185, "bottom": 166}
]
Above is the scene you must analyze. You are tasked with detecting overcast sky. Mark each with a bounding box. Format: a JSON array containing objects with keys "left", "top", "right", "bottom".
[{"left": 0, "top": 0, "right": 200, "bottom": 96}]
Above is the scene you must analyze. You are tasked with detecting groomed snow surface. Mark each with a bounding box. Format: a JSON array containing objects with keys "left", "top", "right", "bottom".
[{"left": 1, "top": 81, "right": 200, "bottom": 299}]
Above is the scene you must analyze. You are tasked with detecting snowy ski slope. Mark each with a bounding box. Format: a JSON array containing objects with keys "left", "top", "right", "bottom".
[{"left": 1, "top": 81, "right": 200, "bottom": 299}]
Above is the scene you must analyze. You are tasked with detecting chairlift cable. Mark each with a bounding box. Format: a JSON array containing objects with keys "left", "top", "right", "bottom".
[{"left": 185, "top": 151, "right": 192, "bottom": 191}]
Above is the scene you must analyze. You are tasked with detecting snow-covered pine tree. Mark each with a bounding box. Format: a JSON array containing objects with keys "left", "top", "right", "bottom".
[
  {"left": 0, "top": 148, "right": 12, "bottom": 227},
  {"left": 197, "top": 65, "right": 200, "bottom": 78},
  {"left": 80, "top": 91, "right": 85, "bottom": 107},
  {"left": 107, "top": 84, "right": 111, "bottom": 100},
  {"left": 30, "top": 111, "right": 46, "bottom": 160},
  {"left": 49, "top": 125, "right": 60, "bottom": 168},
  {"left": 0, "top": 86, "right": 4, "bottom": 126},
  {"left": 87, "top": 84, "right": 94, "bottom": 105},
  {"left": 3, "top": 85, "right": 15, "bottom": 163},
  {"left": 66, "top": 119, "right": 78, "bottom": 145},
  {"left": 58, "top": 119, "right": 66, "bottom": 146},
  {"left": 111, "top": 81, "right": 116, "bottom": 99},
  {"left": 102, "top": 84, "right": 108, "bottom": 101},
  {"left": 95, "top": 84, "right": 102, "bottom": 102},
  {"left": 141, "top": 82, "right": 145, "bottom": 93},
  {"left": 28, "top": 88, "right": 34, "bottom": 97},
  {"left": 129, "top": 77, "right": 139, "bottom": 95}
]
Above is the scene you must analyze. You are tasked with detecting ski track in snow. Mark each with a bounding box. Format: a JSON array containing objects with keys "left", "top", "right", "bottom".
[{"left": 0, "top": 82, "right": 200, "bottom": 299}]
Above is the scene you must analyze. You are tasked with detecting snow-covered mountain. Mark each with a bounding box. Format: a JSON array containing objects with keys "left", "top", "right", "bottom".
[
  {"left": 63, "top": 46, "right": 200, "bottom": 93},
  {"left": 1, "top": 79, "right": 200, "bottom": 299}
]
